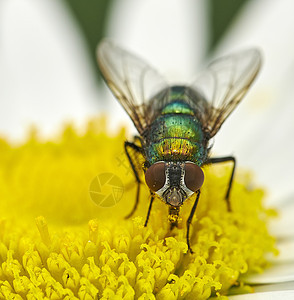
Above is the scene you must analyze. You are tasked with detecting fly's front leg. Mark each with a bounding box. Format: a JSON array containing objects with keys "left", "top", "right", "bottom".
[
  {"left": 144, "top": 191, "right": 155, "bottom": 227},
  {"left": 124, "top": 141, "right": 144, "bottom": 219},
  {"left": 205, "top": 156, "right": 236, "bottom": 211},
  {"left": 186, "top": 190, "right": 200, "bottom": 254}
]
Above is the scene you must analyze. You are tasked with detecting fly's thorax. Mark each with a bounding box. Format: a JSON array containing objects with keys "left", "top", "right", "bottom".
[
  {"left": 145, "top": 161, "right": 204, "bottom": 207},
  {"left": 148, "top": 113, "right": 204, "bottom": 143},
  {"left": 144, "top": 116, "right": 208, "bottom": 165},
  {"left": 143, "top": 98, "right": 208, "bottom": 165}
]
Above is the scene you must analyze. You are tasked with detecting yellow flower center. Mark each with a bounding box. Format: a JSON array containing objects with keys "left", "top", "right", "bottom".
[{"left": 0, "top": 117, "right": 277, "bottom": 299}]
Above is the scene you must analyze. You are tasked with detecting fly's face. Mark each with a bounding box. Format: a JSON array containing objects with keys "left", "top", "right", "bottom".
[{"left": 145, "top": 161, "right": 204, "bottom": 206}]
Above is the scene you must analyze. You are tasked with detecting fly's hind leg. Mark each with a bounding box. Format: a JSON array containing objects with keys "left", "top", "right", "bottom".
[
  {"left": 124, "top": 140, "right": 144, "bottom": 219},
  {"left": 205, "top": 156, "right": 236, "bottom": 211}
]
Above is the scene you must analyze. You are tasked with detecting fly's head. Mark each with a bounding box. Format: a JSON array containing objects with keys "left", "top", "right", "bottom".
[{"left": 145, "top": 161, "right": 204, "bottom": 206}]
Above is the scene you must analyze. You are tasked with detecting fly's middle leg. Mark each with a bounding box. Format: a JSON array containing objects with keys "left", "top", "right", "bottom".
[{"left": 124, "top": 140, "right": 144, "bottom": 219}]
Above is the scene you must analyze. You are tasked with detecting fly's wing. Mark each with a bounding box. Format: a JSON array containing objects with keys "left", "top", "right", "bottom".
[
  {"left": 97, "top": 40, "right": 169, "bottom": 135},
  {"left": 189, "top": 49, "right": 262, "bottom": 138}
]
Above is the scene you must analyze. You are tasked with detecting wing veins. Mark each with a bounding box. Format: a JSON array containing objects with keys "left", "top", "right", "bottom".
[
  {"left": 189, "top": 48, "right": 262, "bottom": 137},
  {"left": 97, "top": 41, "right": 261, "bottom": 140}
]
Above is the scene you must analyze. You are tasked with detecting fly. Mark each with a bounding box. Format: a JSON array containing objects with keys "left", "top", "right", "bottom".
[{"left": 97, "top": 40, "right": 261, "bottom": 253}]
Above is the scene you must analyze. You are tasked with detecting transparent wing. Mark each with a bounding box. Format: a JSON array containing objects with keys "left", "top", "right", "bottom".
[
  {"left": 97, "top": 40, "right": 169, "bottom": 134},
  {"left": 189, "top": 49, "right": 262, "bottom": 137}
]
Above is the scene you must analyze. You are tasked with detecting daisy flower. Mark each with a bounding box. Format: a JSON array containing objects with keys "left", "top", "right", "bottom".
[{"left": 0, "top": 1, "right": 293, "bottom": 299}]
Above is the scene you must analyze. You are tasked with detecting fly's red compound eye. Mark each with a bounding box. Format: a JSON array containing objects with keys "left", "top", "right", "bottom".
[
  {"left": 184, "top": 162, "right": 204, "bottom": 192},
  {"left": 145, "top": 162, "right": 166, "bottom": 191}
]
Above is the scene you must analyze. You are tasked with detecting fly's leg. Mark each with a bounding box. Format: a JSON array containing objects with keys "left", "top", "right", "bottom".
[
  {"left": 205, "top": 156, "right": 236, "bottom": 211},
  {"left": 186, "top": 190, "right": 200, "bottom": 254},
  {"left": 124, "top": 141, "right": 144, "bottom": 219},
  {"left": 144, "top": 191, "right": 155, "bottom": 227}
]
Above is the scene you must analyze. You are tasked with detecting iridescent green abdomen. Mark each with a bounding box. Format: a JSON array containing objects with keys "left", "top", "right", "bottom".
[{"left": 145, "top": 95, "right": 208, "bottom": 166}]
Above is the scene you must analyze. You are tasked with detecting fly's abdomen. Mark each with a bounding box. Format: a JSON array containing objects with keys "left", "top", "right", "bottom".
[{"left": 145, "top": 101, "right": 207, "bottom": 166}]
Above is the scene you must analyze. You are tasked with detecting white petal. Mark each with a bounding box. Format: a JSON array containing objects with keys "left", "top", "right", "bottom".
[
  {"left": 228, "top": 290, "right": 294, "bottom": 300},
  {"left": 269, "top": 196, "right": 294, "bottom": 239},
  {"left": 268, "top": 239, "right": 294, "bottom": 263},
  {"left": 0, "top": 0, "right": 101, "bottom": 141},
  {"left": 245, "top": 262, "right": 294, "bottom": 284},
  {"left": 212, "top": 0, "right": 294, "bottom": 201},
  {"left": 253, "top": 281, "right": 294, "bottom": 293}
]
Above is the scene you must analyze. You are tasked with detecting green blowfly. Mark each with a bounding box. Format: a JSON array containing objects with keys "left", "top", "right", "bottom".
[{"left": 97, "top": 40, "right": 261, "bottom": 253}]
